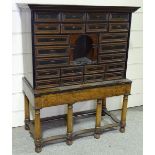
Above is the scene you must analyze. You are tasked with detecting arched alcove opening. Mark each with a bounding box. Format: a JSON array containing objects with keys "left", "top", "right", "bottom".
[{"left": 71, "top": 35, "right": 97, "bottom": 65}]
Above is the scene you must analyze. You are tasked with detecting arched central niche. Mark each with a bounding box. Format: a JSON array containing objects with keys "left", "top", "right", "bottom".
[{"left": 72, "top": 35, "right": 97, "bottom": 65}]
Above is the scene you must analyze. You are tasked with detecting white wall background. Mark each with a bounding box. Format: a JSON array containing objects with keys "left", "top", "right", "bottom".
[{"left": 12, "top": 0, "right": 143, "bottom": 127}]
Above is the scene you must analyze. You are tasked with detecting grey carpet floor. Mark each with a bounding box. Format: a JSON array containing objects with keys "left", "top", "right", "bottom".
[{"left": 12, "top": 106, "right": 143, "bottom": 155}]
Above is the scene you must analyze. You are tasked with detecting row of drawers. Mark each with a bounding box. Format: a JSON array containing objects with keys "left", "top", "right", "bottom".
[
  {"left": 35, "top": 62, "right": 125, "bottom": 80},
  {"left": 35, "top": 42, "right": 127, "bottom": 57},
  {"left": 35, "top": 71, "right": 125, "bottom": 89},
  {"left": 34, "top": 23, "right": 129, "bottom": 34},
  {"left": 35, "top": 52, "right": 126, "bottom": 68},
  {"left": 34, "top": 33, "right": 128, "bottom": 45},
  {"left": 34, "top": 12, "right": 129, "bottom": 22}
]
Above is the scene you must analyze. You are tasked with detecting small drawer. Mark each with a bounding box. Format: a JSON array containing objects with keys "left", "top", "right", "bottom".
[
  {"left": 61, "top": 76, "right": 83, "bottom": 86},
  {"left": 34, "top": 35, "right": 69, "bottom": 45},
  {"left": 99, "top": 42, "right": 127, "bottom": 53},
  {"left": 105, "top": 71, "right": 124, "bottom": 80},
  {"left": 61, "top": 24, "right": 85, "bottom": 33},
  {"left": 84, "top": 73, "right": 104, "bottom": 83},
  {"left": 34, "top": 24, "right": 60, "bottom": 34},
  {"left": 62, "top": 12, "right": 85, "bottom": 22},
  {"left": 35, "top": 57, "right": 69, "bottom": 68},
  {"left": 36, "top": 78, "right": 60, "bottom": 89},
  {"left": 86, "top": 23, "right": 108, "bottom": 32},
  {"left": 35, "top": 46, "right": 69, "bottom": 57},
  {"left": 109, "top": 13, "right": 129, "bottom": 21},
  {"left": 70, "top": 33, "right": 98, "bottom": 45},
  {"left": 85, "top": 64, "right": 105, "bottom": 74},
  {"left": 61, "top": 66, "right": 83, "bottom": 77},
  {"left": 98, "top": 53, "right": 126, "bottom": 63},
  {"left": 109, "top": 23, "right": 129, "bottom": 32},
  {"left": 99, "top": 33, "right": 128, "bottom": 43},
  {"left": 87, "top": 13, "right": 108, "bottom": 21},
  {"left": 34, "top": 12, "right": 60, "bottom": 22},
  {"left": 106, "top": 62, "right": 125, "bottom": 72},
  {"left": 36, "top": 69, "right": 60, "bottom": 79}
]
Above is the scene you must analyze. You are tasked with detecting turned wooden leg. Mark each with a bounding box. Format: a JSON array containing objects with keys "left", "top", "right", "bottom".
[
  {"left": 66, "top": 104, "right": 73, "bottom": 145},
  {"left": 34, "top": 109, "right": 42, "bottom": 153},
  {"left": 94, "top": 99, "right": 102, "bottom": 139},
  {"left": 24, "top": 94, "right": 30, "bottom": 130},
  {"left": 102, "top": 98, "right": 106, "bottom": 116},
  {"left": 120, "top": 94, "right": 128, "bottom": 133}
]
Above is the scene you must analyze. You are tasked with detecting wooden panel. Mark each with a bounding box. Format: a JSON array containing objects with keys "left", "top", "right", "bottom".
[
  {"left": 105, "top": 71, "right": 124, "bottom": 80},
  {"left": 62, "top": 12, "right": 85, "bottom": 22},
  {"left": 35, "top": 68, "right": 60, "bottom": 80},
  {"left": 61, "top": 24, "right": 85, "bottom": 33},
  {"left": 34, "top": 23, "right": 60, "bottom": 34},
  {"left": 61, "top": 76, "right": 83, "bottom": 86},
  {"left": 35, "top": 83, "right": 131, "bottom": 108},
  {"left": 106, "top": 62, "right": 125, "bottom": 72},
  {"left": 34, "top": 12, "right": 61, "bottom": 22},
  {"left": 109, "top": 23, "right": 129, "bottom": 32},
  {"left": 34, "top": 35, "right": 69, "bottom": 45},
  {"left": 61, "top": 66, "right": 83, "bottom": 77},
  {"left": 86, "top": 13, "right": 108, "bottom": 21},
  {"left": 36, "top": 79, "right": 60, "bottom": 89},
  {"left": 35, "top": 46, "right": 69, "bottom": 57},
  {"left": 99, "top": 33, "right": 128, "bottom": 43},
  {"left": 35, "top": 57, "right": 69, "bottom": 68},
  {"left": 98, "top": 53, "right": 126, "bottom": 63},
  {"left": 86, "top": 23, "right": 108, "bottom": 32},
  {"left": 99, "top": 42, "right": 127, "bottom": 53},
  {"left": 109, "top": 13, "right": 129, "bottom": 21},
  {"left": 84, "top": 64, "right": 105, "bottom": 74},
  {"left": 84, "top": 73, "right": 104, "bottom": 83}
]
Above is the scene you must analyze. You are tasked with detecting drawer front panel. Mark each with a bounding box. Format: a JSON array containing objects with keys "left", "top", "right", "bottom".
[
  {"left": 34, "top": 24, "right": 60, "bottom": 34},
  {"left": 36, "top": 79, "right": 60, "bottom": 89},
  {"left": 99, "top": 33, "right": 128, "bottom": 43},
  {"left": 106, "top": 62, "right": 125, "bottom": 72},
  {"left": 98, "top": 53, "right": 126, "bottom": 63},
  {"left": 34, "top": 12, "right": 60, "bottom": 22},
  {"left": 85, "top": 64, "right": 105, "bottom": 74},
  {"left": 36, "top": 57, "right": 69, "bottom": 68},
  {"left": 70, "top": 33, "right": 98, "bottom": 45},
  {"left": 35, "top": 35, "right": 69, "bottom": 45},
  {"left": 86, "top": 23, "right": 108, "bottom": 32},
  {"left": 87, "top": 13, "right": 108, "bottom": 21},
  {"left": 61, "top": 24, "right": 85, "bottom": 33},
  {"left": 62, "top": 12, "right": 85, "bottom": 22},
  {"left": 35, "top": 46, "right": 69, "bottom": 57},
  {"left": 105, "top": 71, "right": 124, "bottom": 80},
  {"left": 61, "top": 66, "right": 83, "bottom": 77},
  {"left": 109, "top": 23, "right": 129, "bottom": 32},
  {"left": 84, "top": 73, "right": 104, "bottom": 83},
  {"left": 109, "top": 13, "right": 129, "bottom": 21},
  {"left": 61, "top": 76, "right": 83, "bottom": 86},
  {"left": 36, "top": 69, "right": 60, "bottom": 79},
  {"left": 99, "top": 43, "right": 127, "bottom": 53}
]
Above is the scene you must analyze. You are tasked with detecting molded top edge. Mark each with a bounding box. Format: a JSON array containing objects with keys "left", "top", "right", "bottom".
[{"left": 28, "top": 4, "right": 140, "bottom": 12}]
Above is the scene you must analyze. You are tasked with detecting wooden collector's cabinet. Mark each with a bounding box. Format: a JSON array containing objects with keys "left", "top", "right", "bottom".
[
  {"left": 24, "top": 5, "right": 138, "bottom": 90},
  {"left": 22, "top": 5, "right": 139, "bottom": 153}
]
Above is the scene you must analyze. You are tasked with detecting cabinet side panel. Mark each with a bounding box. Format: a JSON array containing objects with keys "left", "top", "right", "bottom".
[{"left": 22, "top": 9, "right": 34, "bottom": 87}]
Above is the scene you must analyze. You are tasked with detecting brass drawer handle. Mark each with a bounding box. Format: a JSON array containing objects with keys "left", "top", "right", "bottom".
[
  {"left": 50, "top": 38, "right": 55, "bottom": 41},
  {"left": 117, "top": 25, "right": 122, "bottom": 28}
]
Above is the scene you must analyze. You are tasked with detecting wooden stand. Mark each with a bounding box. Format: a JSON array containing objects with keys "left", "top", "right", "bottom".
[{"left": 23, "top": 78, "right": 131, "bottom": 153}]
